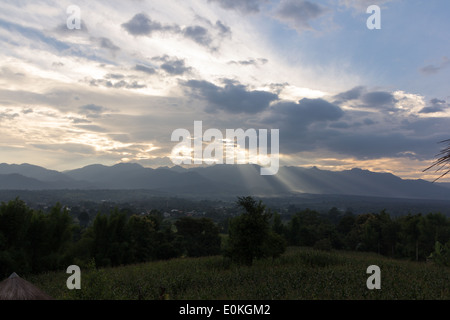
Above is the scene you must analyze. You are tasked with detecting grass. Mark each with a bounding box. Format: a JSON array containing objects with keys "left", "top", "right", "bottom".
[{"left": 28, "top": 247, "right": 450, "bottom": 300}]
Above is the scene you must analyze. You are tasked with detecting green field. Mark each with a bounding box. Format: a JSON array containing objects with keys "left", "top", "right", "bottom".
[{"left": 27, "top": 247, "right": 450, "bottom": 300}]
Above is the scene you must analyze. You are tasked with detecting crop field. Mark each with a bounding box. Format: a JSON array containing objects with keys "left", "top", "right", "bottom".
[{"left": 27, "top": 247, "right": 450, "bottom": 300}]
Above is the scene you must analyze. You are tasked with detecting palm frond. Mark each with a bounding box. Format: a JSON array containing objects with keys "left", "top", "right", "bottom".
[{"left": 423, "top": 139, "right": 450, "bottom": 182}]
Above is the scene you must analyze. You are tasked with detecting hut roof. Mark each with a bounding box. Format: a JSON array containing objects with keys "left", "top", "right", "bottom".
[{"left": 0, "top": 272, "right": 53, "bottom": 300}]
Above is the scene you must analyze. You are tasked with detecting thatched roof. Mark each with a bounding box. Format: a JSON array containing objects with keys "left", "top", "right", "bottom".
[{"left": 0, "top": 272, "right": 53, "bottom": 300}]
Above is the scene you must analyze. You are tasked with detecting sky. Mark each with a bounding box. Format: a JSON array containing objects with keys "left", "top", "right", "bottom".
[{"left": 0, "top": 0, "right": 449, "bottom": 181}]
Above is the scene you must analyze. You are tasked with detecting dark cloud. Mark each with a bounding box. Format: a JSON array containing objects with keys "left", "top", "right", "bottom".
[
  {"left": 276, "top": 0, "right": 329, "bottom": 32},
  {"left": 113, "top": 80, "right": 146, "bottom": 89},
  {"left": 361, "top": 91, "right": 397, "bottom": 109},
  {"left": 363, "top": 118, "right": 376, "bottom": 125},
  {"left": 324, "top": 131, "right": 444, "bottom": 160},
  {"left": 121, "top": 13, "right": 178, "bottom": 36},
  {"left": 329, "top": 121, "right": 351, "bottom": 129},
  {"left": 333, "top": 86, "right": 365, "bottom": 103},
  {"left": 105, "top": 73, "right": 125, "bottom": 79},
  {"left": 419, "top": 98, "right": 449, "bottom": 114},
  {"left": 88, "top": 78, "right": 146, "bottom": 89},
  {"left": 0, "top": 111, "right": 19, "bottom": 120},
  {"left": 122, "top": 13, "right": 225, "bottom": 50},
  {"left": 215, "top": 20, "right": 231, "bottom": 37},
  {"left": 258, "top": 98, "right": 345, "bottom": 155},
  {"left": 98, "top": 37, "right": 120, "bottom": 52},
  {"left": 207, "top": 0, "right": 262, "bottom": 14},
  {"left": 267, "top": 98, "right": 344, "bottom": 129},
  {"left": 134, "top": 64, "right": 156, "bottom": 74},
  {"left": 154, "top": 56, "right": 191, "bottom": 75},
  {"left": 183, "top": 79, "right": 278, "bottom": 114},
  {"left": 420, "top": 56, "right": 449, "bottom": 75},
  {"left": 228, "top": 58, "right": 268, "bottom": 66},
  {"left": 79, "top": 104, "right": 109, "bottom": 117},
  {"left": 253, "top": 89, "right": 449, "bottom": 160},
  {"left": 22, "top": 108, "right": 33, "bottom": 114},
  {"left": 183, "top": 25, "right": 212, "bottom": 47}
]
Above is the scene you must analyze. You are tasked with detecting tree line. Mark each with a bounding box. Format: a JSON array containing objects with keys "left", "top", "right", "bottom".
[
  {"left": 1, "top": 196, "right": 450, "bottom": 278},
  {"left": 0, "top": 198, "right": 222, "bottom": 277},
  {"left": 275, "top": 206, "right": 450, "bottom": 264}
]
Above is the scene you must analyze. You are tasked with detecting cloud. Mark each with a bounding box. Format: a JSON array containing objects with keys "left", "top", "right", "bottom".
[
  {"left": 183, "top": 25, "right": 212, "bottom": 47},
  {"left": 333, "top": 86, "right": 365, "bottom": 103},
  {"left": 22, "top": 108, "right": 34, "bottom": 114},
  {"left": 228, "top": 58, "right": 268, "bottom": 66},
  {"left": 215, "top": 20, "right": 231, "bottom": 37},
  {"left": 257, "top": 98, "right": 345, "bottom": 155},
  {"left": 360, "top": 91, "right": 397, "bottom": 110},
  {"left": 32, "top": 143, "right": 97, "bottom": 155},
  {"left": 97, "top": 37, "right": 120, "bottom": 53},
  {"left": 267, "top": 98, "right": 344, "bottom": 129},
  {"left": 79, "top": 104, "right": 110, "bottom": 118},
  {"left": 122, "top": 13, "right": 227, "bottom": 50},
  {"left": 121, "top": 13, "right": 178, "bottom": 36},
  {"left": 419, "top": 98, "right": 449, "bottom": 114},
  {"left": 0, "top": 110, "right": 20, "bottom": 121},
  {"left": 74, "top": 124, "right": 108, "bottom": 133},
  {"left": 275, "top": 0, "right": 329, "bottom": 33},
  {"left": 105, "top": 73, "right": 125, "bottom": 80},
  {"left": 0, "top": 18, "right": 70, "bottom": 52},
  {"left": 183, "top": 79, "right": 279, "bottom": 114},
  {"left": 255, "top": 91, "right": 445, "bottom": 161},
  {"left": 420, "top": 57, "right": 449, "bottom": 75},
  {"left": 153, "top": 56, "right": 192, "bottom": 75},
  {"left": 207, "top": 0, "right": 262, "bottom": 14},
  {"left": 134, "top": 64, "right": 156, "bottom": 74},
  {"left": 338, "top": 0, "right": 395, "bottom": 10},
  {"left": 324, "top": 132, "right": 441, "bottom": 160},
  {"left": 88, "top": 78, "right": 147, "bottom": 89}
]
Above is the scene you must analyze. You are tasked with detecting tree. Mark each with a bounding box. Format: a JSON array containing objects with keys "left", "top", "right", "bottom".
[
  {"left": 0, "top": 198, "right": 33, "bottom": 276},
  {"left": 271, "top": 212, "right": 286, "bottom": 237},
  {"left": 225, "top": 196, "right": 285, "bottom": 266},
  {"left": 287, "top": 209, "right": 335, "bottom": 248},
  {"left": 398, "top": 214, "right": 423, "bottom": 261},
  {"left": 175, "top": 217, "right": 221, "bottom": 257},
  {"left": 127, "top": 214, "right": 158, "bottom": 263}
]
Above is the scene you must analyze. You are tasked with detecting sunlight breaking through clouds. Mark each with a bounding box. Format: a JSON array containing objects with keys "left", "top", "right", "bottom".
[{"left": 0, "top": 0, "right": 448, "bottom": 181}]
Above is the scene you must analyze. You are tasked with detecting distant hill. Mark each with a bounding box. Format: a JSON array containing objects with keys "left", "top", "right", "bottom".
[
  {"left": 0, "top": 163, "right": 73, "bottom": 182},
  {"left": 0, "top": 173, "right": 49, "bottom": 190},
  {"left": 0, "top": 162, "right": 449, "bottom": 200}
]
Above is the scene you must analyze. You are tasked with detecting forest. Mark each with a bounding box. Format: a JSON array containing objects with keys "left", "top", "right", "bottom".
[{"left": 1, "top": 196, "right": 450, "bottom": 279}]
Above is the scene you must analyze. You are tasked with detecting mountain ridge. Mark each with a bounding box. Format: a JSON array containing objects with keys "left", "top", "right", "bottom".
[{"left": 0, "top": 162, "right": 448, "bottom": 200}]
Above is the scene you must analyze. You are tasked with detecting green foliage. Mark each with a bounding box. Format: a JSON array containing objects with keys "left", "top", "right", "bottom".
[
  {"left": 0, "top": 198, "right": 75, "bottom": 277},
  {"left": 2, "top": 194, "right": 450, "bottom": 287},
  {"left": 429, "top": 241, "right": 450, "bottom": 267},
  {"left": 175, "top": 217, "right": 221, "bottom": 257},
  {"left": 77, "top": 210, "right": 183, "bottom": 267},
  {"left": 225, "top": 196, "right": 286, "bottom": 266}
]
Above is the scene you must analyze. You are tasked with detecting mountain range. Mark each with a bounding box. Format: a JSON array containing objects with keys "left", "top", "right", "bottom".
[{"left": 0, "top": 162, "right": 449, "bottom": 200}]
